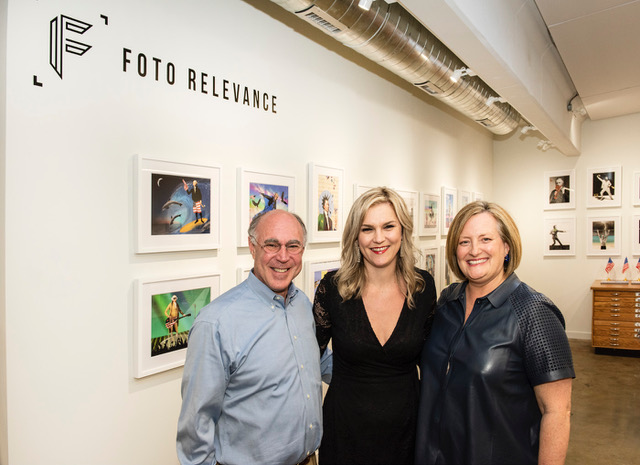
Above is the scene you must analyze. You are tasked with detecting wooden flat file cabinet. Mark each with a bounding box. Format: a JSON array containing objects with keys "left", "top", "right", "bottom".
[{"left": 591, "top": 281, "right": 640, "bottom": 350}]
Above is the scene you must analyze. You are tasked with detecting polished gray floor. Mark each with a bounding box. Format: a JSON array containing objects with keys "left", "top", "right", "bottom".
[{"left": 566, "top": 339, "right": 640, "bottom": 465}]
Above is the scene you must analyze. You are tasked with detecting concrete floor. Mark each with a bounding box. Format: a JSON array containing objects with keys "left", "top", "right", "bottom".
[{"left": 566, "top": 339, "right": 640, "bottom": 465}]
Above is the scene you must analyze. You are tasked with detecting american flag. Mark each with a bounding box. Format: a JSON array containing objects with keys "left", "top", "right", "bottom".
[
  {"left": 622, "top": 257, "right": 629, "bottom": 274},
  {"left": 605, "top": 257, "right": 614, "bottom": 273},
  {"left": 637, "top": 257, "right": 640, "bottom": 272}
]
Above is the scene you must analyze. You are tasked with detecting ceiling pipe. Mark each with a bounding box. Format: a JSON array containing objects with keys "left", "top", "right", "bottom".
[{"left": 269, "top": 0, "right": 523, "bottom": 135}]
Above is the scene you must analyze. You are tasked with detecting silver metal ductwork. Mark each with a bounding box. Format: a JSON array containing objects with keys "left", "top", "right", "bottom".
[{"left": 270, "top": 0, "right": 522, "bottom": 135}]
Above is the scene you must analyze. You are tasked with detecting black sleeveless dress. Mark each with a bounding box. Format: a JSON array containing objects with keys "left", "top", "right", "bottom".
[{"left": 313, "top": 269, "right": 436, "bottom": 465}]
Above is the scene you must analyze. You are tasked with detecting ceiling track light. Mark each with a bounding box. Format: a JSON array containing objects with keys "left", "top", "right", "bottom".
[
  {"left": 537, "top": 140, "right": 554, "bottom": 151},
  {"left": 358, "top": 0, "right": 374, "bottom": 10},
  {"left": 450, "top": 67, "right": 476, "bottom": 83},
  {"left": 520, "top": 125, "right": 537, "bottom": 135}
]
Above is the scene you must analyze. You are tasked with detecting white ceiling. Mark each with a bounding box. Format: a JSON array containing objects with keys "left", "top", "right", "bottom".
[{"left": 534, "top": 0, "right": 640, "bottom": 120}]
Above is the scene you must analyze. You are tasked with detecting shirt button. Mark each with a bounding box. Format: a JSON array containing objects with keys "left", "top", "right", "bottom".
[
  {"left": 294, "top": 335, "right": 298, "bottom": 340},
  {"left": 300, "top": 364, "right": 304, "bottom": 369},
  {"left": 309, "top": 424, "right": 313, "bottom": 429},
  {"left": 307, "top": 394, "right": 310, "bottom": 399}
]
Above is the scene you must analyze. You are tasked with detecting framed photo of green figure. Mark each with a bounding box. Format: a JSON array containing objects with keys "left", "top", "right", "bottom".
[
  {"left": 586, "top": 166, "right": 621, "bottom": 208},
  {"left": 308, "top": 164, "right": 344, "bottom": 243},
  {"left": 135, "top": 155, "right": 221, "bottom": 253},
  {"left": 544, "top": 169, "right": 575, "bottom": 210},
  {"left": 237, "top": 168, "right": 296, "bottom": 247},
  {"left": 134, "top": 273, "right": 220, "bottom": 378},
  {"left": 586, "top": 216, "right": 621, "bottom": 256},
  {"left": 543, "top": 217, "right": 576, "bottom": 256}
]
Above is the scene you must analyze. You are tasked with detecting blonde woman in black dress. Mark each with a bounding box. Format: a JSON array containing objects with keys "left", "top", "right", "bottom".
[{"left": 313, "top": 187, "right": 436, "bottom": 465}]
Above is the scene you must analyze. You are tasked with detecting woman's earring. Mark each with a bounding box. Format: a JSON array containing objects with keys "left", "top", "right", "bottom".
[{"left": 504, "top": 253, "right": 510, "bottom": 263}]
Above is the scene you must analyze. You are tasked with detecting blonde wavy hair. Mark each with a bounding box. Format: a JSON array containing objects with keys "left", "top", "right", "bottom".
[{"left": 335, "top": 187, "right": 425, "bottom": 308}]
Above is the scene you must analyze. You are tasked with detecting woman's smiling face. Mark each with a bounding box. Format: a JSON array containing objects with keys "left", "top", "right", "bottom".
[{"left": 357, "top": 202, "right": 402, "bottom": 271}]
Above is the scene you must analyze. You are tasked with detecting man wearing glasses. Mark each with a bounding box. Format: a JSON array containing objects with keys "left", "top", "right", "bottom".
[{"left": 177, "top": 210, "right": 331, "bottom": 465}]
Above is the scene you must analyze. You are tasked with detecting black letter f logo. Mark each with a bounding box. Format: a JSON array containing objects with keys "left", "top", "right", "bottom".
[{"left": 49, "top": 15, "right": 93, "bottom": 79}]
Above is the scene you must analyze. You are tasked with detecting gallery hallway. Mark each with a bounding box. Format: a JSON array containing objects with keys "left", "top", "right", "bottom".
[{"left": 566, "top": 339, "right": 640, "bottom": 465}]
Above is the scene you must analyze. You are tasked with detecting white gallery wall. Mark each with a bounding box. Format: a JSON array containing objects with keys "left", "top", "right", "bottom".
[
  {"left": 494, "top": 113, "right": 640, "bottom": 340},
  {"left": 2, "top": 0, "right": 493, "bottom": 464}
]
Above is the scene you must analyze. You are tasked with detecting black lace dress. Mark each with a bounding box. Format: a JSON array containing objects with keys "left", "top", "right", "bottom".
[{"left": 313, "top": 269, "right": 436, "bottom": 465}]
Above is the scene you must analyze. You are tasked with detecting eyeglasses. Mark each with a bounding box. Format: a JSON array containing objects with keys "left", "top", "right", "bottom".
[{"left": 250, "top": 237, "right": 305, "bottom": 255}]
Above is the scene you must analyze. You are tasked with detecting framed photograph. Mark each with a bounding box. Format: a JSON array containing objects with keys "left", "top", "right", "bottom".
[
  {"left": 457, "top": 189, "right": 471, "bottom": 210},
  {"left": 134, "top": 273, "right": 220, "bottom": 378},
  {"left": 237, "top": 168, "right": 296, "bottom": 247},
  {"left": 422, "top": 246, "right": 439, "bottom": 289},
  {"left": 441, "top": 186, "right": 457, "bottom": 235},
  {"left": 587, "top": 166, "right": 621, "bottom": 208},
  {"left": 395, "top": 189, "right": 419, "bottom": 236},
  {"left": 633, "top": 172, "right": 640, "bottom": 206},
  {"left": 306, "top": 259, "right": 340, "bottom": 299},
  {"left": 135, "top": 155, "right": 221, "bottom": 253},
  {"left": 543, "top": 217, "right": 576, "bottom": 256},
  {"left": 236, "top": 267, "right": 251, "bottom": 284},
  {"left": 586, "top": 216, "right": 621, "bottom": 256},
  {"left": 472, "top": 192, "right": 484, "bottom": 201},
  {"left": 544, "top": 169, "right": 575, "bottom": 210},
  {"left": 440, "top": 244, "right": 457, "bottom": 290},
  {"left": 632, "top": 215, "right": 640, "bottom": 256},
  {"left": 419, "top": 193, "right": 439, "bottom": 236},
  {"left": 353, "top": 183, "right": 374, "bottom": 199},
  {"left": 308, "top": 164, "right": 344, "bottom": 243}
]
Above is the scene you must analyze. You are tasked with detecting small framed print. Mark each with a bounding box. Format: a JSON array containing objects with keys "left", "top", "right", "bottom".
[
  {"left": 441, "top": 187, "right": 457, "bottom": 235},
  {"left": 544, "top": 169, "right": 575, "bottom": 210},
  {"left": 422, "top": 247, "right": 439, "bottom": 289},
  {"left": 134, "top": 273, "right": 220, "bottom": 378},
  {"left": 135, "top": 155, "right": 221, "bottom": 253},
  {"left": 440, "top": 244, "right": 456, "bottom": 290},
  {"left": 587, "top": 166, "right": 621, "bottom": 208},
  {"left": 236, "top": 267, "right": 251, "bottom": 284},
  {"left": 632, "top": 215, "right": 640, "bottom": 256},
  {"left": 353, "top": 183, "right": 374, "bottom": 199},
  {"left": 457, "top": 189, "right": 471, "bottom": 210},
  {"left": 472, "top": 192, "right": 484, "bottom": 201},
  {"left": 419, "top": 193, "right": 439, "bottom": 236},
  {"left": 633, "top": 172, "right": 640, "bottom": 207},
  {"left": 543, "top": 217, "right": 576, "bottom": 256},
  {"left": 308, "top": 164, "right": 344, "bottom": 243},
  {"left": 586, "top": 216, "right": 621, "bottom": 256},
  {"left": 237, "top": 168, "right": 296, "bottom": 247},
  {"left": 395, "top": 188, "right": 419, "bottom": 236},
  {"left": 306, "top": 259, "right": 340, "bottom": 299}
]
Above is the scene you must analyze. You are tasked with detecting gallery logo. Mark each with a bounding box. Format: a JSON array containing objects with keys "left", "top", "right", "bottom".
[{"left": 49, "top": 15, "right": 93, "bottom": 79}]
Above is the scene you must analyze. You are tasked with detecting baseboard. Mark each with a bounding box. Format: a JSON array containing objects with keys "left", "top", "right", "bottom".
[{"left": 567, "top": 331, "right": 591, "bottom": 340}]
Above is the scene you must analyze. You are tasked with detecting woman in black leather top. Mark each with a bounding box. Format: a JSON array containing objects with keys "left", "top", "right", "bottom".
[{"left": 415, "top": 201, "right": 574, "bottom": 465}]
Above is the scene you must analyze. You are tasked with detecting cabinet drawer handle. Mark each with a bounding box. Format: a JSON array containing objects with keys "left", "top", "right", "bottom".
[
  {"left": 609, "top": 343, "right": 620, "bottom": 346},
  {"left": 611, "top": 322, "right": 620, "bottom": 326}
]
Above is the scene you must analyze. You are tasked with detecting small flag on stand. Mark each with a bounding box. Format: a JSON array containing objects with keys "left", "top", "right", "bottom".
[
  {"left": 605, "top": 257, "right": 614, "bottom": 278},
  {"left": 622, "top": 257, "right": 629, "bottom": 277},
  {"left": 637, "top": 258, "right": 640, "bottom": 281}
]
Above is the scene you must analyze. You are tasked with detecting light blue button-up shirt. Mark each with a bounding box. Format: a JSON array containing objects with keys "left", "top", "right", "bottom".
[{"left": 177, "top": 272, "right": 331, "bottom": 465}]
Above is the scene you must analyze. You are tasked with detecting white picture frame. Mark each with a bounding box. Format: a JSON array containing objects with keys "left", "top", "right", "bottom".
[
  {"left": 586, "top": 215, "right": 621, "bottom": 256},
  {"left": 632, "top": 215, "right": 640, "bottom": 256},
  {"left": 421, "top": 246, "right": 439, "bottom": 291},
  {"left": 305, "top": 259, "right": 340, "bottom": 299},
  {"left": 395, "top": 188, "right": 419, "bottom": 236},
  {"left": 544, "top": 169, "right": 576, "bottom": 210},
  {"left": 457, "top": 189, "right": 471, "bottom": 210},
  {"left": 134, "top": 273, "right": 220, "bottom": 378},
  {"left": 543, "top": 217, "right": 576, "bottom": 256},
  {"left": 237, "top": 168, "right": 296, "bottom": 247},
  {"left": 308, "top": 164, "right": 344, "bottom": 243},
  {"left": 440, "top": 244, "right": 456, "bottom": 290},
  {"left": 633, "top": 171, "right": 640, "bottom": 207},
  {"left": 441, "top": 186, "right": 457, "bottom": 235},
  {"left": 236, "top": 267, "right": 251, "bottom": 284},
  {"left": 353, "top": 183, "right": 374, "bottom": 199},
  {"left": 135, "top": 155, "right": 221, "bottom": 253},
  {"left": 586, "top": 166, "right": 621, "bottom": 208},
  {"left": 419, "top": 193, "right": 439, "bottom": 236}
]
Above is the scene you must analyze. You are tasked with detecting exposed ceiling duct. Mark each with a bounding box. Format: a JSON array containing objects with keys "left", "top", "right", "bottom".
[{"left": 269, "top": 0, "right": 524, "bottom": 135}]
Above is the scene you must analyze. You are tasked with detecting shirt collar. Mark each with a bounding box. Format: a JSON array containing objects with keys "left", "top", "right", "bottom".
[
  {"left": 445, "top": 273, "right": 521, "bottom": 308},
  {"left": 246, "top": 270, "right": 299, "bottom": 308}
]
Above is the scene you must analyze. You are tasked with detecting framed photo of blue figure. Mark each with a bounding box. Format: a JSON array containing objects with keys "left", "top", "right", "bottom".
[
  {"left": 237, "top": 168, "right": 296, "bottom": 247},
  {"left": 308, "top": 164, "right": 344, "bottom": 243},
  {"left": 586, "top": 215, "right": 621, "bottom": 256},
  {"left": 441, "top": 186, "right": 457, "bottom": 235},
  {"left": 419, "top": 193, "right": 439, "bottom": 236},
  {"left": 421, "top": 247, "right": 439, "bottom": 291},
  {"left": 134, "top": 273, "right": 220, "bottom": 378},
  {"left": 586, "top": 166, "right": 621, "bottom": 208},
  {"left": 544, "top": 169, "right": 575, "bottom": 210},
  {"left": 543, "top": 217, "right": 576, "bottom": 256},
  {"left": 306, "top": 259, "right": 340, "bottom": 299},
  {"left": 135, "top": 156, "right": 221, "bottom": 253}
]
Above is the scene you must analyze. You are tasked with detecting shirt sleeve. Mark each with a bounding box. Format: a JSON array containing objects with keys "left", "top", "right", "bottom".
[
  {"left": 177, "top": 320, "right": 229, "bottom": 465},
  {"left": 312, "top": 274, "right": 333, "bottom": 355},
  {"left": 512, "top": 287, "right": 576, "bottom": 386}
]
